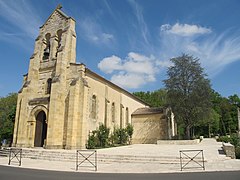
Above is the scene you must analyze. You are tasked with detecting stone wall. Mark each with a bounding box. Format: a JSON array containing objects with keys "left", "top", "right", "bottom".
[
  {"left": 132, "top": 113, "right": 168, "bottom": 144},
  {"left": 223, "top": 143, "right": 236, "bottom": 159}
]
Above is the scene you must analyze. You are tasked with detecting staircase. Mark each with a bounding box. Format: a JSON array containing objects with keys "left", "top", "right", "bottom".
[{"left": 1, "top": 147, "right": 203, "bottom": 164}]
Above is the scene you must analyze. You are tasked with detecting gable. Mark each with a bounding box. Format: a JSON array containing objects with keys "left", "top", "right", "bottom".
[{"left": 40, "top": 6, "right": 74, "bottom": 33}]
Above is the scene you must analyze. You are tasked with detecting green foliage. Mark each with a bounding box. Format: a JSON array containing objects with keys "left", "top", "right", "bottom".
[
  {"left": 86, "top": 124, "right": 110, "bottom": 149},
  {"left": 87, "top": 124, "right": 134, "bottom": 149},
  {"left": 217, "top": 136, "right": 231, "bottom": 143},
  {"left": 164, "top": 54, "right": 212, "bottom": 139},
  {"left": 114, "top": 128, "right": 129, "bottom": 145},
  {"left": 97, "top": 124, "right": 110, "bottom": 147},
  {"left": 217, "top": 134, "right": 240, "bottom": 159},
  {"left": 211, "top": 90, "right": 240, "bottom": 135},
  {"left": 229, "top": 134, "right": 240, "bottom": 147},
  {"left": 194, "top": 108, "right": 220, "bottom": 137},
  {"left": 133, "top": 68, "right": 239, "bottom": 140},
  {"left": 111, "top": 124, "right": 134, "bottom": 145},
  {"left": 0, "top": 93, "right": 17, "bottom": 144},
  {"left": 133, "top": 89, "right": 167, "bottom": 107},
  {"left": 86, "top": 131, "right": 98, "bottom": 149},
  {"left": 126, "top": 123, "right": 134, "bottom": 138},
  {"left": 235, "top": 146, "right": 240, "bottom": 159}
]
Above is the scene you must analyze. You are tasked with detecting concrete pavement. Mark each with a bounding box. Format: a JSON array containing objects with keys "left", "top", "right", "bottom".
[{"left": 0, "top": 138, "right": 240, "bottom": 173}]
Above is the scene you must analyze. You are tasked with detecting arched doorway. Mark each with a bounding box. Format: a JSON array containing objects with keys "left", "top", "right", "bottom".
[{"left": 34, "top": 111, "right": 47, "bottom": 147}]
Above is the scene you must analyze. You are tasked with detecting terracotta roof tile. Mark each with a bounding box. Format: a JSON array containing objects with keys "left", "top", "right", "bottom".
[{"left": 132, "top": 107, "right": 164, "bottom": 115}]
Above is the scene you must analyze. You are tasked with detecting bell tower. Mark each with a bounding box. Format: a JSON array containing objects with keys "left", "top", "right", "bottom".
[
  {"left": 28, "top": 4, "right": 76, "bottom": 89},
  {"left": 13, "top": 5, "right": 77, "bottom": 149}
]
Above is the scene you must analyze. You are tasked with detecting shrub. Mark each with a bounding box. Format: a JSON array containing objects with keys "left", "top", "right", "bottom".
[
  {"left": 126, "top": 124, "right": 133, "bottom": 138},
  {"left": 114, "top": 128, "right": 128, "bottom": 145},
  {"left": 217, "top": 134, "right": 240, "bottom": 159},
  {"left": 217, "top": 134, "right": 240, "bottom": 146},
  {"left": 86, "top": 124, "right": 110, "bottom": 149},
  {"left": 217, "top": 136, "right": 230, "bottom": 143},
  {"left": 86, "top": 131, "right": 97, "bottom": 149},
  {"left": 86, "top": 123, "right": 134, "bottom": 149},
  {"left": 96, "top": 124, "right": 110, "bottom": 147},
  {"left": 228, "top": 134, "right": 240, "bottom": 147},
  {"left": 235, "top": 146, "right": 240, "bottom": 159}
]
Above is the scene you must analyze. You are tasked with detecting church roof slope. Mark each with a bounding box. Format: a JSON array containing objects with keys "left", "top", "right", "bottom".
[
  {"left": 84, "top": 67, "right": 150, "bottom": 107},
  {"left": 132, "top": 107, "right": 164, "bottom": 115}
]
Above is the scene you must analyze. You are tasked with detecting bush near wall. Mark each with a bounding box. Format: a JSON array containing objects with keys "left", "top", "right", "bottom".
[
  {"left": 86, "top": 123, "right": 133, "bottom": 149},
  {"left": 235, "top": 146, "right": 240, "bottom": 159},
  {"left": 217, "top": 133, "right": 240, "bottom": 159}
]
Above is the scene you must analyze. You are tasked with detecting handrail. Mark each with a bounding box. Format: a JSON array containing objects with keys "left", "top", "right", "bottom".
[
  {"left": 179, "top": 149, "right": 205, "bottom": 171},
  {"left": 76, "top": 150, "right": 97, "bottom": 171}
]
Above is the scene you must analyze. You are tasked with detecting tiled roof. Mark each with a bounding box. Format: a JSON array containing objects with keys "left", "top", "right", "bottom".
[{"left": 132, "top": 107, "right": 164, "bottom": 115}]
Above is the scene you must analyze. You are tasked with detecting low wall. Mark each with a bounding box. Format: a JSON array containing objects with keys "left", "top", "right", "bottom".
[
  {"left": 223, "top": 143, "right": 236, "bottom": 159},
  {"left": 132, "top": 113, "right": 168, "bottom": 144},
  {"left": 157, "top": 139, "right": 200, "bottom": 145}
]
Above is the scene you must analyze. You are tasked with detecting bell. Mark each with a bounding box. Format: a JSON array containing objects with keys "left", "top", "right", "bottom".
[
  {"left": 43, "top": 46, "right": 50, "bottom": 60},
  {"left": 44, "top": 47, "right": 50, "bottom": 56}
]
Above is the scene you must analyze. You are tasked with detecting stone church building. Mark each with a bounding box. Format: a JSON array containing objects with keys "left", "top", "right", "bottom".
[{"left": 12, "top": 6, "right": 176, "bottom": 149}]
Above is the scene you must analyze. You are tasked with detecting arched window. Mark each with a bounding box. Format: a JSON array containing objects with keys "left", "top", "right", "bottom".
[
  {"left": 120, "top": 104, "right": 124, "bottom": 128},
  {"left": 43, "top": 33, "right": 51, "bottom": 60},
  {"left": 91, "top": 95, "right": 97, "bottom": 119},
  {"left": 56, "top": 29, "right": 62, "bottom": 57},
  {"left": 46, "top": 78, "right": 52, "bottom": 94},
  {"left": 126, "top": 107, "right": 129, "bottom": 125},
  {"left": 111, "top": 102, "right": 115, "bottom": 122}
]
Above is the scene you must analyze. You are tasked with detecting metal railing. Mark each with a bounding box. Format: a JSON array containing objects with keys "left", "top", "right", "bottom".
[
  {"left": 179, "top": 150, "right": 205, "bottom": 171},
  {"left": 76, "top": 150, "right": 97, "bottom": 171},
  {"left": 0, "top": 147, "right": 22, "bottom": 166},
  {"left": 8, "top": 148, "right": 22, "bottom": 166}
]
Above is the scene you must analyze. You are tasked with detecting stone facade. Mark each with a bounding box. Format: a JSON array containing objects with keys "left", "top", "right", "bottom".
[
  {"left": 12, "top": 6, "right": 174, "bottom": 149},
  {"left": 132, "top": 108, "right": 176, "bottom": 144},
  {"left": 223, "top": 143, "right": 236, "bottom": 159}
]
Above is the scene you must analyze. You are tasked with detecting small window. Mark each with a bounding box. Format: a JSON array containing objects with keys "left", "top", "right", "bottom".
[
  {"left": 91, "top": 95, "right": 97, "bottom": 119},
  {"left": 46, "top": 78, "right": 52, "bottom": 94},
  {"left": 120, "top": 104, "right": 124, "bottom": 128},
  {"left": 43, "top": 33, "right": 51, "bottom": 61},
  {"left": 111, "top": 102, "right": 115, "bottom": 122},
  {"left": 126, "top": 107, "right": 129, "bottom": 125},
  {"left": 56, "top": 29, "right": 62, "bottom": 57}
]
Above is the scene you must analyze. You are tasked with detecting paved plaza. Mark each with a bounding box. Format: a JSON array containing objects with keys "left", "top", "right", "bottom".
[{"left": 0, "top": 138, "right": 240, "bottom": 173}]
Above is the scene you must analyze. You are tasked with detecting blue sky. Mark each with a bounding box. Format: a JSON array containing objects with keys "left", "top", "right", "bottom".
[{"left": 0, "top": 0, "right": 240, "bottom": 98}]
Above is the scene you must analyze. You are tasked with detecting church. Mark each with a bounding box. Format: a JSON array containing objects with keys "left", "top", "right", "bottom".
[{"left": 12, "top": 6, "right": 176, "bottom": 149}]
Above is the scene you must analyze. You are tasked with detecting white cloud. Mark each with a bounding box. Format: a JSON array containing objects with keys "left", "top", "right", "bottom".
[
  {"left": 128, "top": 52, "right": 151, "bottom": 62},
  {"left": 111, "top": 73, "right": 146, "bottom": 89},
  {"left": 98, "top": 52, "right": 168, "bottom": 89},
  {"left": 0, "top": 0, "right": 41, "bottom": 38},
  {"left": 159, "top": 23, "right": 240, "bottom": 77},
  {"left": 160, "top": 23, "right": 211, "bottom": 37},
  {"left": 98, "top": 55, "right": 122, "bottom": 73},
  {"left": 195, "top": 33, "right": 240, "bottom": 76},
  {"left": 128, "top": 0, "right": 150, "bottom": 46}
]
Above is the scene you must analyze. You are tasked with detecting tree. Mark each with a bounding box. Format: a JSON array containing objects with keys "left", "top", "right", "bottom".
[
  {"left": 228, "top": 94, "right": 240, "bottom": 106},
  {"left": 133, "top": 89, "right": 167, "bottom": 107},
  {"left": 195, "top": 108, "right": 220, "bottom": 137},
  {"left": 211, "top": 91, "right": 240, "bottom": 135},
  {"left": 0, "top": 93, "right": 17, "bottom": 144},
  {"left": 164, "top": 54, "right": 212, "bottom": 139}
]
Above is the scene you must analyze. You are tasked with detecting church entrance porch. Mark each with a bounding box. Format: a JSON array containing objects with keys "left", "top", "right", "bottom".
[{"left": 34, "top": 111, "right": 47, "bottom": 147}]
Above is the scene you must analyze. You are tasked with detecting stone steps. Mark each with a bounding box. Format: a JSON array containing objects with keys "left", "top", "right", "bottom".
[
  {"left": 0, "top": 149, "right": 9, "bottom": 157},
  {"left": 0, "top": 148, "right": 208, "bottom": 164},
  {"left": 3, "top": 147, "right": 229, "bottom": 165}
]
